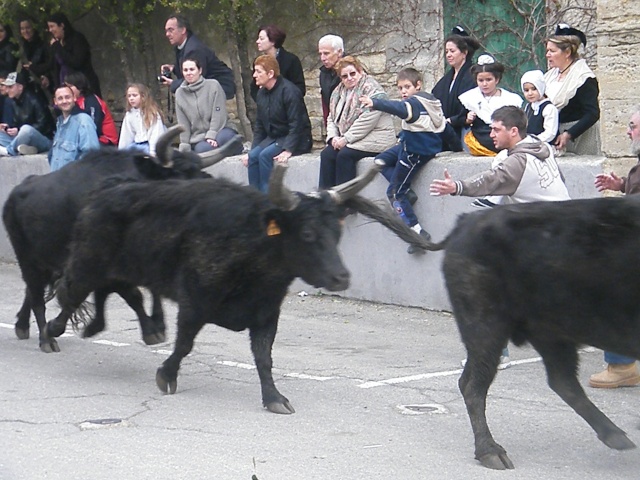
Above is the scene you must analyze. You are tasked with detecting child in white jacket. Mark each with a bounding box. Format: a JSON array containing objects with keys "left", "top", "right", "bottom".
[{"left": 118, "top": 83, "right": 166, "bottom": 157}]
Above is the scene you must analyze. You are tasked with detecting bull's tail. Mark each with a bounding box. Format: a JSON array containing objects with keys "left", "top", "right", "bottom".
[
  {"left": 345, "top": 195, "right": 447, "bottom": 252},
  {"left": 53, "top": 276, "right": 94, "bottom": 333}
]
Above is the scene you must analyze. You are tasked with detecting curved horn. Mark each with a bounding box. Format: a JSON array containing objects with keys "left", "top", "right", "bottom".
[
  {"left": 268, "top": 164, "right": 300, "bottom": 211},
  {"left": 155, "top": 125, "right": 184, "bottom": 167},
  {"left": 199, "top": 134, "right": 244, "bottom": 169},
  {"left": 328, "top": 163, "right": 382, "bottom": 204}
]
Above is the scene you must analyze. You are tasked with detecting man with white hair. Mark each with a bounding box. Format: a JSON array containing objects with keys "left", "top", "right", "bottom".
[
  {"left": 589, "top": 106, "right": 640, "bottom": 388},
  {"left": 318, "top": 34, "right": 344, "bottom": 125}
]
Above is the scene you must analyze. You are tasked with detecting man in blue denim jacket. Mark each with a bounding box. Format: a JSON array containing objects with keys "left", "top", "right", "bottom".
[{"left": 48, "top": 85, "right": 99, "bottom": 171}]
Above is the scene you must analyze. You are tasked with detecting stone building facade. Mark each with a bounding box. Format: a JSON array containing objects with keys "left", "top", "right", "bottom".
[{"left": 77, "top": 0, "right": 638, "bottom": 158}]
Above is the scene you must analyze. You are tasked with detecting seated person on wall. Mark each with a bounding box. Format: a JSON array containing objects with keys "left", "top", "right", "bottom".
[
  {"left": 319, "top": 55, "right": 396, "bottom": 189},
  {"left": 65, "top": 71, "right": 118, "bottom": 146},
  {"left": 175, "top": 56, "right": 242, "bottom": 156},
  {"left": 49, "top": 84, "right": 100, "bottom": 171},
  {"left": 360, "top": 67, "right": 445, "bottom": 254},
  {"left": 0, "top": 72, "right": 55, "bottom": 156},
  {"left": 119, "top": 83, "right": 167, "bottom": 157},
  {"left": 241, "top": 54, "right": 312, "bottom": 193},
  {"left": 458, "top": 54, "right": 522, "bottom": 156}
]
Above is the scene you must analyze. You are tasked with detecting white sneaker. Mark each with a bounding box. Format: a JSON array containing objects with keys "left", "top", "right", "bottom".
[
  {"left": 17, "top": 144, "right": 38, "bottom": 155},
  {"left": 0, "top": 145, "right": 8, "bottom": 156}
]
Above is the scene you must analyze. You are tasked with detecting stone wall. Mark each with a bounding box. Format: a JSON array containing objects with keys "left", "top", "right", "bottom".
[{"left": 597, "top": 0, "right": 640, "bottom": 157}]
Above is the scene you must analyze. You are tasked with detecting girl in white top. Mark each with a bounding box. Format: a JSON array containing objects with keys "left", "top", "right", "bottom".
[
  {"left": 118, "top": 83, "right": 166, "bottom": 156},
  {"left": 458, "top": 54, "right": 522, "bottom": 156}
]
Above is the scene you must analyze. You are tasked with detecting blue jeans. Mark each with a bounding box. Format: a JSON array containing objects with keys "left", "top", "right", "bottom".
[
  {"left": 192, "top": 127, "right": 242, "bottom": 155},
  {"left": 0, "top": 125, "right": 52, "bottom": 156},
  {"left": 604, "top": 352, "right": 636, "bottom": 365},
  {"left": 247, "top": 142, "right": 284, "bottom": 193},
  {"left": 377, "top": 144, "right": 433, "bottom": 228}
]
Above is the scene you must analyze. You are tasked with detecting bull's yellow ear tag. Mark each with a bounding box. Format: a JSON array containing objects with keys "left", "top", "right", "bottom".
[{"left": 267, "top": 219, "right": 281, "bottom": 236}]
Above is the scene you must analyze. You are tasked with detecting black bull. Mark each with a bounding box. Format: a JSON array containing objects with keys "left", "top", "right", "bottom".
[
  {"left": 2, "top": 126, "right": 241, "bottom": 353},
  {"left": 407, "top": 196, "right": 640, "bottom": 469},
  {"left": 52, "top": 164, "right": 429, "bottom": 414}
]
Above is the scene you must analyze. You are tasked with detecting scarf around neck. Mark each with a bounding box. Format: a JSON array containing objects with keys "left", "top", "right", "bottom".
[
  {"left": 544, "top": 59, "right": 596, "bottom": 110},
  {"left": 329, "top": 73, "right": 387, "bottom": 135}
]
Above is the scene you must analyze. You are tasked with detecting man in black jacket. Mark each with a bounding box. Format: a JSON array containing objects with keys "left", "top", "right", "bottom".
[
  {"left": 241, "top": 54, "right": 312, "bottom": 193},
  {"left": 160, "top": 14, "right": 235, "bottom": 100},
  {"left": 0, "top": 71, "right": 54, "bottom": 156},
  {"left": 318, "top": 34, "right": 344, "bottom": 126}
]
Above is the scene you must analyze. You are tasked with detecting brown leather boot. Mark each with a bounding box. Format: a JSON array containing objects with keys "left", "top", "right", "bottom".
[{"left": 589, "top": 363, "right": 640, "bottom": 388}]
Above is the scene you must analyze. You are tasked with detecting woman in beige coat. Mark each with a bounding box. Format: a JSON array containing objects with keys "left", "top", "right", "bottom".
[{"left": 319, "top": 56, "right": 396, "bottom": 188}]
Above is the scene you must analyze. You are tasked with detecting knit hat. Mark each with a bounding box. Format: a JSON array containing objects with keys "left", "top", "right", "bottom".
[{"left": 520, "top": 70, "right": 546, "bottom": 96}]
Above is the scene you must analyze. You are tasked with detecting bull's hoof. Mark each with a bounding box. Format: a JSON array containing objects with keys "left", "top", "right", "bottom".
[
  {"left": 156, "top": 368, "right": 177, "bottom": 394},
  {"left": 601, "top": 432, "right": 636, "bottom": 450},
  {"left": 46, "top": 321, "right": 66, "bottom": 338},
  {"left": 15, "top": 326, "right": 29, "bottom": 340},
  {"left": 265, "top": 400, "right": 295, "bottom": 414},
  {"left": 143, "top": 332, "right": 166, "bottom": 345},
  {"left": 477, "top": 452, "right": 515, "bottom": 470},
  {"left": 82, "top": 322, "right": 104, "bottom": 338},
  {"left": 39, "top": 337, "right": 60, "bottom": 353}
]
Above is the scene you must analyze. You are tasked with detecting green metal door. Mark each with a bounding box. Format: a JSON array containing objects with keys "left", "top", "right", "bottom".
[{"left": 443, "top": 0, "right": 547, "bottom": 92}]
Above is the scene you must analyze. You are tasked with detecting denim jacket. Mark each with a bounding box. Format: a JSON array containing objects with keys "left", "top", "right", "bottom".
[{"left": 49, "top": 107, "right": 100, "bottom": 171}]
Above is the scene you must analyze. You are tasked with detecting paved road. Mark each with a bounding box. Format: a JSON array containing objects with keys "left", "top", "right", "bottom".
[{"left": 1, "top": 263, "right": 639, "bottom": 479}]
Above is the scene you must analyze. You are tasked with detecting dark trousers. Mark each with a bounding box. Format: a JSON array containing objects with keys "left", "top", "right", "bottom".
[
  {"left": 377, "top": 144, "right": 433, "bottom": 227},
  {"left": 319, "top": 145, "right": 378, "bottom": 188}
]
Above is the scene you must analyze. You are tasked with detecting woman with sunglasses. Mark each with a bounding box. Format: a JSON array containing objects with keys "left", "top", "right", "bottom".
[{"left": 319, "top": 55, "right": 396, "bottom": 188}]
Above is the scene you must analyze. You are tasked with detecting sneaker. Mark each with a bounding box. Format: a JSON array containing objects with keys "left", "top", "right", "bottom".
[
  {"left": 589, "top": 363, "right": 640, "bottom": 388},
  {"left": 471, "top": 198, "right": 497, "bottom": 208},
  {"left": 17, "top": 144, "right": 38, "bottom": 155},
  {"left": 405, "top": 189, "right": 418, "bottom": 206},
  {"left": 0, "top": 145, "right": 8, "bottom": 156},
  {"left": 407, "top": 229, "right": 431, "bottom": 255},
  {"left": 460, "top": 355, "right": 511, "bottom": 370}
]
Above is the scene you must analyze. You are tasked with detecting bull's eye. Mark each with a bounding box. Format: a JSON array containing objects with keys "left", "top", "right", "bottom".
[{"left": 300, "top": 226, "right": 317, "bottom": 242}]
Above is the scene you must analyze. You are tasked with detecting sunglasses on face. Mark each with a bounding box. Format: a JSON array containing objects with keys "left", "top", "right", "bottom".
[{"left": 341, "top": 71, "right": 358, "bottom": 80}]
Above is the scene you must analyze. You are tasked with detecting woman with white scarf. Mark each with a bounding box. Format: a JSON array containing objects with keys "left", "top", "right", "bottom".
[
  {"left": 544, "top": 24, "right": 600, "bottom": 155},
  {"left": 319, "top": 55, "right": 396, "bottom": 188}
]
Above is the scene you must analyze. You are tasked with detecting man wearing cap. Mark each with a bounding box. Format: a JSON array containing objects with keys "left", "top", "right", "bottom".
[
  {"left": 0, "top": 71, "right": 55, "bottom": 156},
  {"left": 48, "top": 84, "right": 99, "bottom": 171}
]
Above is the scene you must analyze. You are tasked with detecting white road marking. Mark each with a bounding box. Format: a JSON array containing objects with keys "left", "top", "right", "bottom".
[
  {"left": 358, "top": 356, "right": 545, "bottom": 389},
  {"left": 2, "top": 321, "right": 601, "bottom": 388},
  {"left": 92, "top": 339, "right": 130, "bottom": 347}
]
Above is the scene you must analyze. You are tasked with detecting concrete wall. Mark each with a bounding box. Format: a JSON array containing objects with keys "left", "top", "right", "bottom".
[{"left": 0, "top": 151, "right": 613, "bottom": 312}]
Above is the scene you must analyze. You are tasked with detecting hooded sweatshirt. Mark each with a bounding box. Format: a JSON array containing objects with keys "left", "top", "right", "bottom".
[
  {"left": 175, "top": 76, "right": 230, "bottom": 152},
  {"left": 453, "top": 135, "right": 570, "bottom": 203}
]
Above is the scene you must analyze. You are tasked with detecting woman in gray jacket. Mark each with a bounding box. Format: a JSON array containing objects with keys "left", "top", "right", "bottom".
[{"left": 175, "top": 56, "right": 241, "bottom": 154}]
